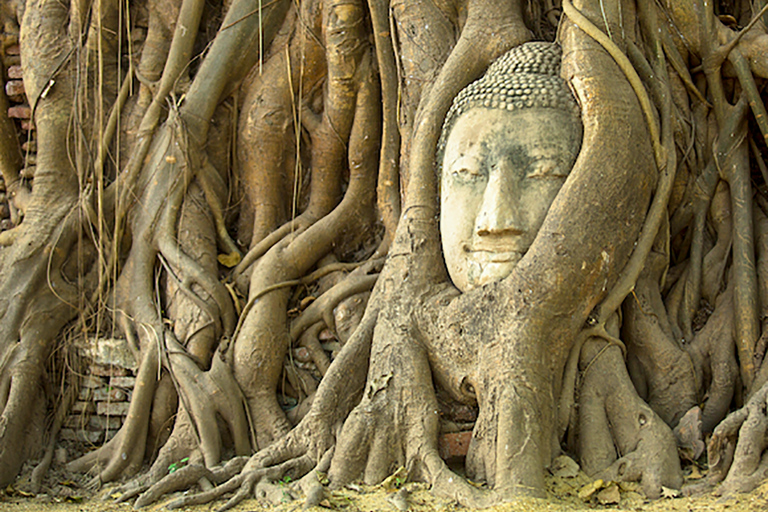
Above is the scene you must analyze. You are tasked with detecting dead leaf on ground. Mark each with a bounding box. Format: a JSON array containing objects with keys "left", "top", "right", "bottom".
[{"left": 578, "top": 479, "right": 605, "bottom": 500}]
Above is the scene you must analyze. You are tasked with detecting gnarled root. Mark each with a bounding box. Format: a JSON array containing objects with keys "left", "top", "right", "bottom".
[
  {"left": 576, "top": 339, "right": 682, "bottom": 499},
  {"left": 623, "top": 252, "right": 698, "bottom": 427},
  {"left": 706, "top": 381, "right": 768, "bottom": 495},
  {"left": 327, "top": 313, "right": 497, "bottom": 509},
  {"left": 127, "top": 298, "right": 379, "bottom": 508},
  {"left": 684, "top": 284, "right": 739, "bottom": 433}
]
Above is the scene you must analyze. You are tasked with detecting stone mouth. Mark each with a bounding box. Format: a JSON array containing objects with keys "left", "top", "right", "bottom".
[{"left": 462, "top": 242, "right": 526, "bottom": 263}]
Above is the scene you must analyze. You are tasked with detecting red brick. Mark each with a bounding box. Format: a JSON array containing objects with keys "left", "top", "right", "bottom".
[
  {"left": 79, "top": 386, "right": 126, "bottom": 402},
  {"left": 5, "top": 45, "right": 20, "bottom": 56},
  {"left": 293, "top": 347, "right": 311, "bottom": 363},
  {"left": 80, "top": 374, "right": 107, "bottom": 388},
  {"left": 95, "top": 386, "right": 127, "bottom": 402},
  {"left": 5, "top": 80, "right": 23, "bottom": 97},
  {"left": 60, "top": 428, "right": 102, "bottom": 444},
  {"left": 64, "top": 415, "right": 90, "bottom": 429},
  {"left": 20, "top": 120, "right": 33, "bottom": 130},
  {"left": 7, "top": 104, "right": 30, "bottom": 119},
  {"left": 97, "top": 401, "right": 130, "bottom": 416},
  {"left": 72, "top": 401, "right": 96, "bottom": 414},
  {"left": 439, "top": 431, "right": 472, "bottom": 459},
  {"left": 89, "top": 415, "right": 122, "bottom": 430},
  {"left": 6, "top": 65, "right": 22, "bottom": 79},
  {"left": 109, "top": 376, "right": 135, "bottom": 388},
  {"left": 90, "top": 364, "right": 129, "bottom": 377}
]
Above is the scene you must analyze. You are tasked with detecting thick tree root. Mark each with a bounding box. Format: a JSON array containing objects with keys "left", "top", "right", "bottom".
[
  {"left": 577, "top": 339, "right": 682, "bottom": 498},
  {"left": 133, "top": 456, "right": 248, "bottom": 508},
  {"left": 706, "top": 381, "right": 768, "bottom": 494}
]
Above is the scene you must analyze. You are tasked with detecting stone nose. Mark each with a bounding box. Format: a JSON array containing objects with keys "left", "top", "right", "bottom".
[{"left": 474, "top": 165, "right": 523, "bottom": 236}]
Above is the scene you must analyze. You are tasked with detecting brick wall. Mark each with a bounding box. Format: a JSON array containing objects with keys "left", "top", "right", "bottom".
[{"left": 61, "top": 339, "right": 137, "bottom": 446}]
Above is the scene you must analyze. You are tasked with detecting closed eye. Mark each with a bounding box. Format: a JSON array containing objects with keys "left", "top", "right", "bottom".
[
  {"left": 527, "top": 160, "right": 569, "bottom": 179},
  {"left": 450, "top": 156, "right": 484, "bottom": 182},
  {"left": 452, "top": 167, "right": 483, "bottom": 181}
]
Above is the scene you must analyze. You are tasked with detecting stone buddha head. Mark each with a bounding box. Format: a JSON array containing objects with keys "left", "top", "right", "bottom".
[{"left": 438, "top": 42, "right": 582, "bottom": 292}]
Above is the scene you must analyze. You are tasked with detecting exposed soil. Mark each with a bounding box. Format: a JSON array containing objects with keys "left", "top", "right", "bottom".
[{"left": 3, "top": 457, "right": 768, "bottom": 512}]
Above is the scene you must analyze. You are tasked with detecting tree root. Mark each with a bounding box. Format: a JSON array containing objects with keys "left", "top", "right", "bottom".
[
  {"left": 118, "top": 290, "right": 378, "bottom": 509},
  {"left": 685, "top": 284, "right": 739, "bottom": 433},
  {"left": 577, "top": 339, "right": 682, "bottom": 498},
  {"left": 133, "top": 456, "right": 248, "bottom": 508},
  {"left": 707, "top": 380, "right": 768, "bottom": 495},
  {"left": 623, "top": 252, "right": 697, "bottom": 427}
]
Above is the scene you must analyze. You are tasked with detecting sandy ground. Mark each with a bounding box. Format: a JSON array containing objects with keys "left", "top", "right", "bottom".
[{"left": 2, "top": 458, "right": 768, "bottom": 512}]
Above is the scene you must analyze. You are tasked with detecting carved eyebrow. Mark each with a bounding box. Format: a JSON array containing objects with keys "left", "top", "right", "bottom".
[
  {"left": 526, "top": 143, "right": 574, "bottom": 159},
  {"left": 448, "top": 155, "right": 482, "bottom": 173}
]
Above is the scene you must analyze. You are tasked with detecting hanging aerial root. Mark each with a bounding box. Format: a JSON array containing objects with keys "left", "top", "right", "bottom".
[
  {"left": 562, "top": 0, "right": 664, "bottom": 168},
  {"left": 367, "top": 0, "right": 401, "bottom": 245},
  {"left": 30, "top": 381, "right": 78, "bottom": 492},
  {"left": 719, "top": 105, "right": 758, "bottom": 392},
  {"left": 196, "top": 159, "right": 242, "bottom": 267}
]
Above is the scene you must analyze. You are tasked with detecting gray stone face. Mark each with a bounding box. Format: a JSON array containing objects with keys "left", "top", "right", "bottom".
[{"left": 440, "top": 107, "right": 581, "bottom": 291}]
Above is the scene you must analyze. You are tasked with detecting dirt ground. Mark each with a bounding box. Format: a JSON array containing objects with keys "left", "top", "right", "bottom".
[{"left": 2, "top": 456, "right": 768, "bottom": 512}]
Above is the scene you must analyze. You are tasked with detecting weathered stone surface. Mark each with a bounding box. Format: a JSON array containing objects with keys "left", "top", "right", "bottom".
[
  {"left": 80, "top": 386, "right": 127, "bottom": 402},
  {"left": 64, "top": 415, "right": 90, "bottom": 429},
  {"left": 597, "top": 484, "right": 620, "bottom": 505},
  {"left": 550, "top": 454, "right": 580, "bottom": 478},
  {"left": 96, "top": 387, "right": 127, "bottom": 402}
]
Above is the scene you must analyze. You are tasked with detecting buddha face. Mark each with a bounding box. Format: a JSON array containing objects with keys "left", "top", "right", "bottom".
[{"left": 440, "top": 107, "right": 581, "bottom": 292}]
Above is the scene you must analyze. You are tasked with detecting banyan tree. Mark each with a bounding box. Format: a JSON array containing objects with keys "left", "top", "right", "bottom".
[{"left": 2, "top": 0, "right": 768, "bottom": 508}]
